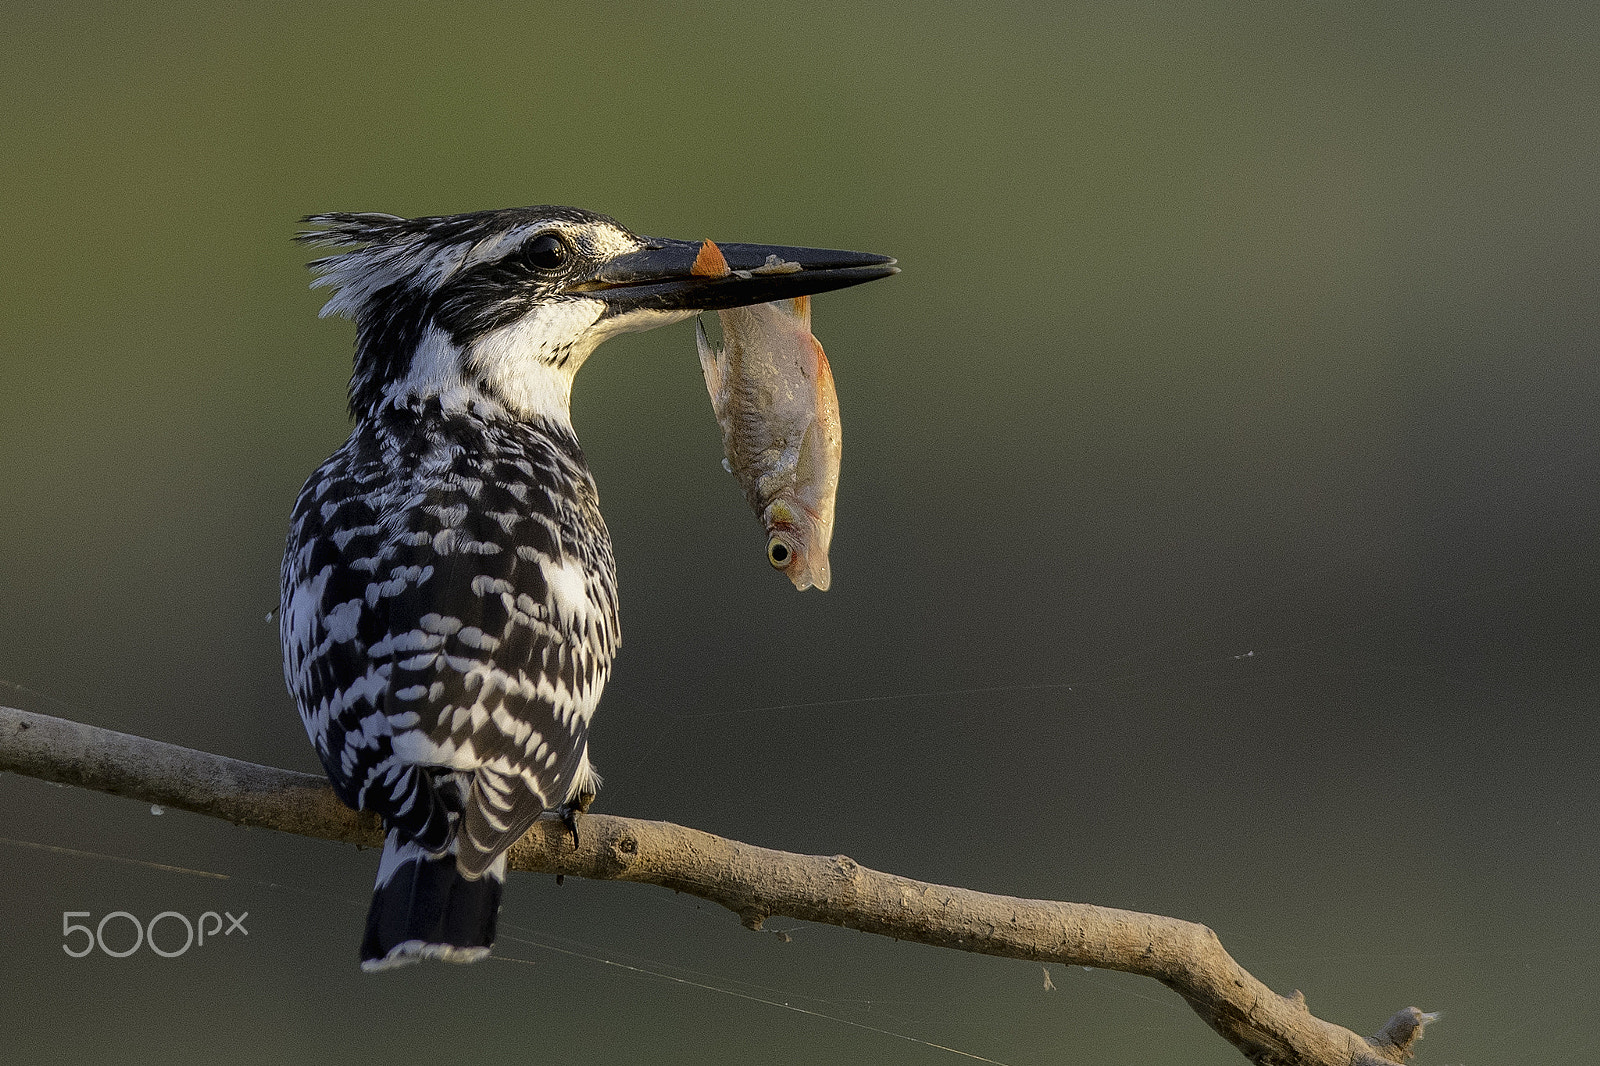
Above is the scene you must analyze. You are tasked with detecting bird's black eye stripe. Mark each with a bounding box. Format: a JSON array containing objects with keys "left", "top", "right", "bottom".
[
  {"left": 427, "top": 231, "right": 575, "bottom": 344},
  {"left": 524, "top": 233, "right": 568, "bottom": 270}
]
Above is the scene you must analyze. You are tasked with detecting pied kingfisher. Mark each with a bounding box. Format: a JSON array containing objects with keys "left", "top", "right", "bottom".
[{"left": 278, "top": 206, "right": 895, "bottom": 970}]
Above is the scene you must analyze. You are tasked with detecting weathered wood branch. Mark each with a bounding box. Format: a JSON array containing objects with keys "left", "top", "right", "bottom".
[{"left": 0, "top": 704, "right": 1435, "bottom": 1065}]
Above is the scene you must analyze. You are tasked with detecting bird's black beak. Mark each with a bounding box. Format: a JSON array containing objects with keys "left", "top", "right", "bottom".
[{"left": 575, "top": 237, "right": 897, "bottom": 317}]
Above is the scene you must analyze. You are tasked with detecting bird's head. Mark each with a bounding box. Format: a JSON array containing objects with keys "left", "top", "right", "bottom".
[{"left": 299, "top": 206, "right": 896, "bottom": 421}]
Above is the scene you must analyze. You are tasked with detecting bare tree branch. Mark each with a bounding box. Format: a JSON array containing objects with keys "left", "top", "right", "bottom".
[{"left": 0, "top": 704, "right": 1435, "bottom": 1065}]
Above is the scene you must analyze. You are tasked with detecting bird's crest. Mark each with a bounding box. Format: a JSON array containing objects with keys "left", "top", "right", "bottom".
[{"left": 297, "top": 212, "right": 469, "bottom": 322}]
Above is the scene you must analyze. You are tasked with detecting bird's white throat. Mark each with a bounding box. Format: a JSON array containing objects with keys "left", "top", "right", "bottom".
[{"left": 384, "top": 301, "right": 621, "bottom": 424}]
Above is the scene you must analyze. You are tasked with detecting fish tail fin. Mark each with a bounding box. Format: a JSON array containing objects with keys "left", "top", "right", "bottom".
[{"left": 691, "top": 239, "right": 730, "bottom": 278}]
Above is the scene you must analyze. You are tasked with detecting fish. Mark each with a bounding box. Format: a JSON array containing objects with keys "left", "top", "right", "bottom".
[{"left": 692, "top": 241, "right": 842, "bottom": 591}]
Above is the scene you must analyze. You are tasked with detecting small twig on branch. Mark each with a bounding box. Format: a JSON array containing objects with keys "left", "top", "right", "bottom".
[{"left": 0, "top": 704, "right": 1436, "bottom": 1065}]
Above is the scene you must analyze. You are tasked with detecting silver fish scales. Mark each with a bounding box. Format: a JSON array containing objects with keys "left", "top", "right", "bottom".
[{"left": 696, "top": 289, "right": 842, "bottom": 592}]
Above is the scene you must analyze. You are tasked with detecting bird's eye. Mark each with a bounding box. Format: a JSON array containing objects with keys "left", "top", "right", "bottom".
[
  {"left": 524, "top": 233, "right": 568, "bottom": 270},
  {"left": 767, "top": 538, "right": 791, "bottom": 568}
]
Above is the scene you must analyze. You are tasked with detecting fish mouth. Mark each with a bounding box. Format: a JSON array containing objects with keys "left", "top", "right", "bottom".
[
  {"left": 575, "top": 237, "right": 898, "bottom": 316},
  {"left": 765, "top": 506, "right": 833, "bottom": 592}
]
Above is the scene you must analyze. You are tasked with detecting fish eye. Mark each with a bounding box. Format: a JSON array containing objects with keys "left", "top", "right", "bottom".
[
  {"left": 767, "top": 538, "right": 791, "bottom": 568},
  {"left": 524, "top": 233, "right": 568, "bottom": 270}
]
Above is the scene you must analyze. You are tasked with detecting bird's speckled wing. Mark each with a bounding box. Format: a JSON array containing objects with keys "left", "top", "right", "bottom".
[{"left": 280, "top": 399, "right": 618, "bottom": 875}]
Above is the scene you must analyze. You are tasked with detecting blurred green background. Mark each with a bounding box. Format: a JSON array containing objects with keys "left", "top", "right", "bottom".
[{"left": 3, "top": 2, "right": 1597, "bottom": 1062}]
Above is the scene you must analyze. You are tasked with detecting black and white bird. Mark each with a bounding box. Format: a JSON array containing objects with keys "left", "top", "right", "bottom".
[{"left": 279, "top": 206, "right": 895, "bottom": 971}]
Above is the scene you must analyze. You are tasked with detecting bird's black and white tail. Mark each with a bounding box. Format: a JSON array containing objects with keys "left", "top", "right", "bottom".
[{"left": 360, "top": 830, "right": 505, "bottom": 972}]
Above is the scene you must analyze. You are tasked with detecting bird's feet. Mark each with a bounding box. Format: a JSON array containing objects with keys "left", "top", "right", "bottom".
[{"left": 557, "top": 790, "right": 595, "bottom": 850}]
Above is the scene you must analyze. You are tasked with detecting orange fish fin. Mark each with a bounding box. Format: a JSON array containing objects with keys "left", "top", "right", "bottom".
[
  {"left": 691, "top": 239, "right": 731, "bottom": 278},
  {"left": 811, "top": 335, "right": 834, "bottom": 388}
]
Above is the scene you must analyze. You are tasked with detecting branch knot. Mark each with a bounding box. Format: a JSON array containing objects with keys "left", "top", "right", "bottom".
[{"left": 1368, "top": 1006, "right": 1440, "bottom": 1062}]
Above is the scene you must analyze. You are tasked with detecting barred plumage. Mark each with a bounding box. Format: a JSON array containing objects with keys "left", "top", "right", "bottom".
[
  {"left": 279, "top": 204, "right": 895, "bottom": 971},
  {"left": 281, "top": 397, "right": 616, "bottom": 870}
]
